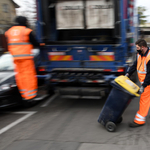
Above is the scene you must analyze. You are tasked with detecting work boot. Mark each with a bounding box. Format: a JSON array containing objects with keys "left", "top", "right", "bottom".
[
  {"left": 32, "top": 94, "right": 48, "bottom": 101},
  {"left": 22, "top": 99, "right": 36, "bottom": 108},
  {"left": 129, "top": 121, "right": 145, "bottom": 128}
]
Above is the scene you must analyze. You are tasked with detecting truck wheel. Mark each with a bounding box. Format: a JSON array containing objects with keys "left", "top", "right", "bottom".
[
  {"left": 116, "top": 116, "right": 123, "bottom": 124},
  {"left": 105, "top": 122, "right": 116, "bottom": 132}
]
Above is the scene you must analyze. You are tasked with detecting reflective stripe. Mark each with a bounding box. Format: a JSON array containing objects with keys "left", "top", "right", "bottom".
[
  {"left": 19, "top": 89, "right": 25, "bottom": 92},
  {"left": 137, "top": 54, "right": 140, "bottom": 60},
  {"left": 136, "top": 113, "right": 145, "bottom": 120},
  {"left": 147, "top": 51, "right": 150, "bottom": 57},
  {"left": 28, "top": 93, "right": 37, "bottom": 97},
  {"left": 135, "top": 118, "right": 145, "bottom": 122},
  {"left": 13, "top": 54, "right": 32, "bottom": 57},
  {"left": 144, "top": 60, "right": 147, "bottom": 72},
  {"left": 8, "top": 42, "right": 31, "bottom": 45},
  {"left": 28, "top": 89, "right": 37, "bottom": 93},
  {"left": 137, "top": 51, "right": 150, "bottom": 74},
  {"left": 21, "top": 93, "right": 25, "bottom": 95},
  {"left": 144, "top": 51, "right": 150, "bottom": 71},
  {"left": 137, "top": 70, "right": 146, "bottom": 74},
  {"left": 135, "top": 113, "right": 146, "bottom": 122}
]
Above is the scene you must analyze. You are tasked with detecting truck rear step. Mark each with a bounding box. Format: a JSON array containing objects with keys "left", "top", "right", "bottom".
[{"left": 57, "top": 87, "right": 107, "bottom": 98}]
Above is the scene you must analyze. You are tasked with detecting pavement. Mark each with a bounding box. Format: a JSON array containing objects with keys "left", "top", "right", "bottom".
[{"left": 1, "top": 83, "right": 150, "bottom": 150}]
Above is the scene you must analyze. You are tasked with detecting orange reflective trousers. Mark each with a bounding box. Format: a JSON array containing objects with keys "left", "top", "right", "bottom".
[
  {"left": 14, "top": 59, "right": 37, "bottom": 100},
  {"left": 134, "top": 85, "right": 150, "bottom": 124},
  {"left": 134, "top": 51, "right": 150, "bottom": 124}
]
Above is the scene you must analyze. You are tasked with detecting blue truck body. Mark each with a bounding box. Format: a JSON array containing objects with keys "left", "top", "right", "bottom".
[{"left": 35, "top": 0, "right": 139, "bottom": 97}]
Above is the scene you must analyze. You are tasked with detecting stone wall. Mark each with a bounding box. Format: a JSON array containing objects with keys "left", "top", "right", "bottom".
[{"left": 0, "top": 0, "right": 17, "bottom": 33}]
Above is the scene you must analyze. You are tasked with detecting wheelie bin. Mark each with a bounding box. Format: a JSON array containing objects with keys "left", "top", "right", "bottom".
[{"left": 98, "top": 75, "right": 140, "bottom": 132}]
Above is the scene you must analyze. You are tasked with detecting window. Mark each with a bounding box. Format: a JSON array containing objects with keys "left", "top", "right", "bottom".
[{"left": 2, "top": 4, "right": 9, "bottom": 13}]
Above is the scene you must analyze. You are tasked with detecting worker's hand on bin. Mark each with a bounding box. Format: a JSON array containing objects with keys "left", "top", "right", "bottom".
[
  {"left": 125, "top": 73, "right": 129, "bottom": 78},
  {"left": 139, "top": 86, "right": 144, "bottom": 94}
]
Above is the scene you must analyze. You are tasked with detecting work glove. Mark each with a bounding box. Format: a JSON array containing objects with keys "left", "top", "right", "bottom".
[
  {"left": 139, "top": 86, "right": 144, "bottom": 94},
  {"left": 125, "top": 73, "right": 129, "bottom": 78}
]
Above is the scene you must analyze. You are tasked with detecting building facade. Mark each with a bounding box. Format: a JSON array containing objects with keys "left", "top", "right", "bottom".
[{"left": 0, "top": 0, "right": 19, "bottom": 33}]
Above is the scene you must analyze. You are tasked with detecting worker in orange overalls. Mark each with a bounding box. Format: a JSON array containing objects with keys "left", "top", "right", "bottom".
[
  {"left": 126, "top": 39, "right": 150, "bottom": 127},
  {"left": 5, "top": 16, "right": 42, "bottom": 105}
]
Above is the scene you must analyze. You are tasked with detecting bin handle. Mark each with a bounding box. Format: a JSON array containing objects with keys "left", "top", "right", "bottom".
[
  {"left": 110, "top": 81, "right": 140, "bottom": 97},
  {"left": 134, "top": 93, "right": 140, "bottom": 97}
]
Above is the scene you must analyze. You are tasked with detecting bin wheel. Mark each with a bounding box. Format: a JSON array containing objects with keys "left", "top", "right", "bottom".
[
  {"left": 105, "top": 122, "right": 116, "bottom": 132},
  {"left": 116, "top": 116, "right": 123, "bottom": 124}
]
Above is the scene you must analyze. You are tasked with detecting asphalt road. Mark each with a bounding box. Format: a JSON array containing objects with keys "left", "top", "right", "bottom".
[{"left": 0, "top": 87, "right": 150, "bottom": 150}]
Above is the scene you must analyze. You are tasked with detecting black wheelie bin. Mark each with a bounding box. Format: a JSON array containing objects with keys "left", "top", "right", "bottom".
[{"left": 98, "top": 75, "right": 140, "bottom": 132}]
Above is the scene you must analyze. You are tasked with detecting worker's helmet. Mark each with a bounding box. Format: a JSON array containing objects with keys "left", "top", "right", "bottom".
[{"left": 15, "top": 16, "right": 28, "bottom": 27}]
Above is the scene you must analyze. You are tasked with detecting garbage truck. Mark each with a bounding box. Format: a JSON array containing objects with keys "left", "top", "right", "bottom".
[{"left": 35, "top": 0, "right": 139, "bottom": 98}]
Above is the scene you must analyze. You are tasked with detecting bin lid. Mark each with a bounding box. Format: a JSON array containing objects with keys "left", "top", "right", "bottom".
[{"left": 114, "top": 75, "right": 140, "bottom": 97}]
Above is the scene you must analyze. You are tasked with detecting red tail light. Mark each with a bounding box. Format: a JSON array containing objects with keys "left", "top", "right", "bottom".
[
  {"left": 117, "top": 67, "right": 125, "bottom": 72},
  {"left": 38, "top": 67, "right": 46, "bottom": 72},
  {"left": 39, "top": 69, "right": 45, "bottom": 71},
  {"left": 104, "top": 69, "right": 112, "bottom": 72},
  {"left": 60, "top": 80, "right": 68, "bottom": 82},
  {"left": 117, "top": 69, "right": 124, "bottom": 72}
]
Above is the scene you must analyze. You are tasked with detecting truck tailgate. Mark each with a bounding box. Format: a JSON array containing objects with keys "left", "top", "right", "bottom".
[{"left": 40, "top": 44, "right": 124, "bottom": 72}]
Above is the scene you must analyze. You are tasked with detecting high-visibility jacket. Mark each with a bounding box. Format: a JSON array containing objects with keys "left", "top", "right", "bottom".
[
  {"left": 5, "top": 26, "right": 33, "bottom": 60},
  {"left": 5, "top": 26, "right": 37, "bottom": 100},
  {"left": 134, "top": 50, "right": 150, "bottom": 125},
  {"left": 137, "top": 50, "right": 150, "bottom": 84}
]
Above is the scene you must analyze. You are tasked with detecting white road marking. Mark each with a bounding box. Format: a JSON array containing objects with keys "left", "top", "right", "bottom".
[
  {"left": 41, "top": 93, "right": 59, "bottom": 107},
  {"left": 0, "top": 111, "right": 37, "bottom": 135}
]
